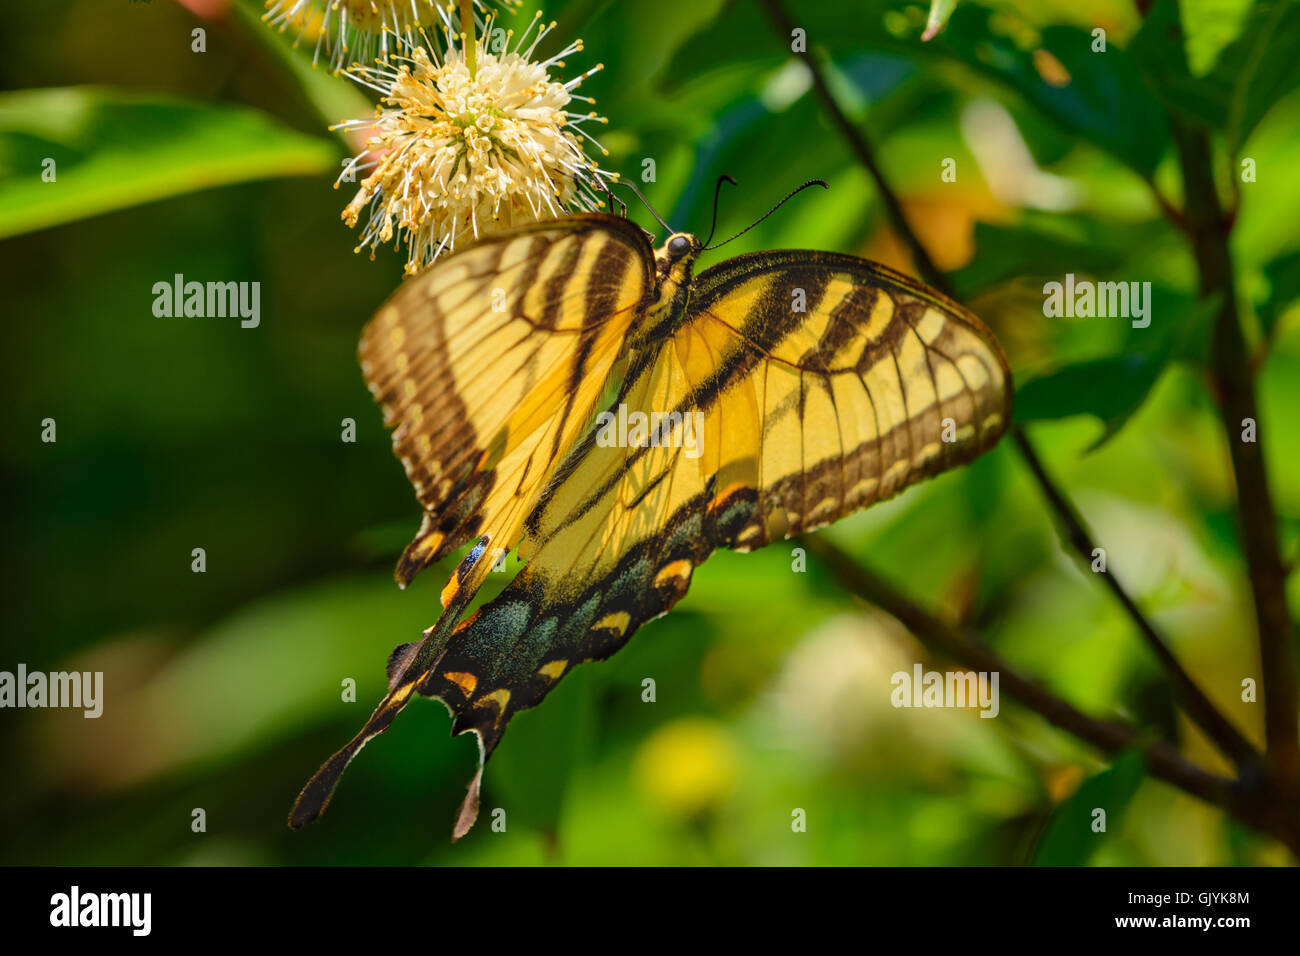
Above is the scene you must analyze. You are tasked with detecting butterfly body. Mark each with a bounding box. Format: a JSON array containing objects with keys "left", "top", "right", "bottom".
[
  {"left": 292, "top": 212, "right": 1012, "bottom": 836},
  {"left": 629, "top": 230, "right": 701, "bottom": 350}
]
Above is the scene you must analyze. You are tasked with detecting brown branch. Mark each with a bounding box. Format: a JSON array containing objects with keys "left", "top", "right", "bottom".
[
  {"left": 757, "top": 0, "right": 1259, "bottom": 770},
  {"left": 1146, "top": 177, "right": 1188, "bottom": 233},
  {"left": 1171, "top": 118, "right": 1300, "bottom": 790},
  {"left": 800, "top": 534, "right": 1299, "bottom": 855},
  {"left": 1012, "top": 430, "right": 1260, "bottom": 767}
]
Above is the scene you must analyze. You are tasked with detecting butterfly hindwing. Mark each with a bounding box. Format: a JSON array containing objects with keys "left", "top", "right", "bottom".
[{"left": 412, "top": 250, "right": 1011, "bottom": 834}]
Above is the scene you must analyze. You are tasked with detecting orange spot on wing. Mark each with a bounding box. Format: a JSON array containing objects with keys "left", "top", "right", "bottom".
[
  {"left": 441, "top": 573, "right": 460, "bottom": 608},
  {"left": 653, "top": 560, "right": 692, "bottom": 587},
  {"left": 708, "top": 481, "right": 749, "bottom": 513},
  {"left": 444, "top": 671, "right": 478, "bottom": 696}
]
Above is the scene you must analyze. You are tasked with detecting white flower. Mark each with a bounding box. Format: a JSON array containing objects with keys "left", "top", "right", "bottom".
[
  {"left": 334, "top": 13, "right": 614, "bottom": 274},
  {"left": 263, "top": 0, "right": 515, "bottom": 74}
]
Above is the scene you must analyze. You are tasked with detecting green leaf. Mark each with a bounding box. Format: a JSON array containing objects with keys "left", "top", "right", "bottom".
[
  {"left": 1147, "top": 289, "right": 1223, "bottom": 366},
  {"left": 666, "top": 2, "right": 1171, "bottom": 174},
  {"left": 1212, "top": 0, "right": 1300, "bottom": 155},
  {"left": 1180, "top": 0, "right": 1255, "bottom": 76},
  {"left": 489, "top": 666, "right": 594, "bottom": 843},
  {"left": 230, "top": 0, "right": 375, "bottom": 141},
  {"left": 952, "top": 216, "right": 1159, "bottom": 299},
  {"left": 585, "top": 0, "right": 730, "bottom": 94},
  {"left": 1032, "top": 751, "right": 1145, "bottom": 865},
  {"left": 1133, "top": 0, "right": 1300, "bottom": 154},
  {"left": 1013, "top": 286, "right": 1218, "bottom": 449},
  {"left": 0, "top": 87, "right": 338, "bottom": 238},
  {"left": 1014, "top": 352, "right": 1170, "bottom": 451},
  {"left": 918, "top": 6, "right": 1170, "bottom": 176},
  {"left": 1258, "top": 248, "right": 1300, "bottom": 336},
  {"left": 1130, "top": 0, "right": 1224, "bottom": 129}
]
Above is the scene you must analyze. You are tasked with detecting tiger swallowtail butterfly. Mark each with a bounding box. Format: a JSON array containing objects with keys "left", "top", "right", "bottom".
[{"left": 289, "top": 209, "right": 1012, "bottom": 838}]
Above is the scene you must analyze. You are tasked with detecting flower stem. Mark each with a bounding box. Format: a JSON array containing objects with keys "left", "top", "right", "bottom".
[{"left": 459, "top": 0, "right": 477, "bottom": 78}]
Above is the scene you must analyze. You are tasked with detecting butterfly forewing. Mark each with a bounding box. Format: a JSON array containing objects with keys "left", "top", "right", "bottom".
[{"left": 357, "top": 215, "right": 655, "bottom": 590}]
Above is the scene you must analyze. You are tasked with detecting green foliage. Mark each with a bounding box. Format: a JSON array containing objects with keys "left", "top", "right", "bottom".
[
  {"left": 1134, "top": 0, "right": 1300, "bottom": 155},
  {"left": 0, "top": 87, "right": 338, "bottom": 238},
  {"left": 3, "top": 0, "right": 1298, "bottom": 867},
  {"left": 1259, "top": 248, "right": 1300, "bottom": 337},
  {"left": 924, "top": 7, "right": 1170, "bottom": 176},
  {"left": 1013, "top": 291, "right": 1219, "bottom": 449},
  {"left": 950, "top": 217, "right": 1149, "bottom": 298},
  {"left": 1014, "top": 353, "right": 1170, "bottom": 450},
  {"left": 1032, "top": 751, "right": 1145, "bottom": 865}
]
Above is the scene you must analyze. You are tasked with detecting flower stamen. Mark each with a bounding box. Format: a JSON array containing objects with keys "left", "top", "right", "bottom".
[{"left": 332, "top": 15, "right": 616, "bottom": 275}]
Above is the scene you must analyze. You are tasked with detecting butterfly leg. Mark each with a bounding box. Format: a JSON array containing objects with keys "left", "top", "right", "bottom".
[{"left": 602, "top": 180, "right": 627, "bottom": 218}]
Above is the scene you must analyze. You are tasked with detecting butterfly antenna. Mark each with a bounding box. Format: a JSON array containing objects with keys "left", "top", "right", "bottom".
[
  {"left": 702, "top": 174, "right": 739, "bottom": 248},
  {"left": 702, "top": 179, "right": 829, "bottom": 251},
  {"left": 613, "top": 180, "right": 674, "bottom": 234}
]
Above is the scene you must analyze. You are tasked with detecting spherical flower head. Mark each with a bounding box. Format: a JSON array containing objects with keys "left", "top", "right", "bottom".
[{"left": 335, "top": 16, "right": 613, "bottom": 275}]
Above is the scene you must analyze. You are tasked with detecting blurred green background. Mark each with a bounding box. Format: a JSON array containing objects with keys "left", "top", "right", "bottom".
[{"left": 2, "top": 0, "right": 1298, "bottom": 865}]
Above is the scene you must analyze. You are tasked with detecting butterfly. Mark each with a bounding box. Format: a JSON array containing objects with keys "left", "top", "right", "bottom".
[{"left": 290, "top": 192, "right": 1012, "bottom": 838}]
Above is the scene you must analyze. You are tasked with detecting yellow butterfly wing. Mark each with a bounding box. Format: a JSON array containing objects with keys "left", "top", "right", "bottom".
[
  {"left": 290, "top": 215, "right": 654, "bottom": 828},
  {"left": 414, "top": 250, "right": 1012, "bottom": 836}
]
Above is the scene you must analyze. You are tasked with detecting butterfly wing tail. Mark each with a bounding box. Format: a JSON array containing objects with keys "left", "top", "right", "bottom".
[
  {"left": 288, "top": 676, "right": 420, "bottom": 829},
  {"left": 288, "top": 547, "right": 490, "bottom": 829},
  {"left": 452, "top": 768, "right": 484, "bottom": 841}
]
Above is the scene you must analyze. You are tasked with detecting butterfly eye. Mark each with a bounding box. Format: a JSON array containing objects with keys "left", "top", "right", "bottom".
[{"left": 668, "top": 235, "right": 692, "bottom": 256}]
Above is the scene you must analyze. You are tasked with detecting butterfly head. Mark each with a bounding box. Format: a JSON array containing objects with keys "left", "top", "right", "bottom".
[
  {"left": 655, "top": 232, "right": 701, "bottom": 285},
  {"left": 665, "top": 232, "right": 699, "bottom": 258},
  {"left": 660, "top": 231, "right": 700, "bottom": 262}
]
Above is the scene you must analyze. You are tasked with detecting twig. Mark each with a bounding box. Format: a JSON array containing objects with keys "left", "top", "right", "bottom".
[
  {"left": 757, "top": 0, "right": 1258, "bottom": 770},
  {"left": 755, "top": 0, "right": 949, "bottom": 294},
  {"left": 800, "top": 534, "right": 1298, "bottom": 855},
  {"left": 1146, "top": 177, "right": 1188, "bottom": 233},
  {"left": 1170, "top": 117, "right": 1300, "bottom": 790},
  {"left": 1012, "top": 430, "right": 1260, "bottom": 767}
]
